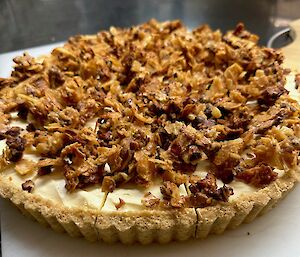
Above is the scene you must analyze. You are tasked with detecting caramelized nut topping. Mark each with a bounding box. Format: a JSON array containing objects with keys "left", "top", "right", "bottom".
[{"left": 21, "top": 180, "right": 35, "bottom": 193}]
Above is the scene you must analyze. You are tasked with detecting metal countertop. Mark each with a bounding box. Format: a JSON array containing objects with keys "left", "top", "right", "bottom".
[{"left": 1, "top": 0, "right": 300, "bottom": 53}]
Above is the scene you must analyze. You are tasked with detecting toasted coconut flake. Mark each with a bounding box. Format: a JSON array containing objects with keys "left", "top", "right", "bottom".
[
  {"left": 15, "top": 159, "right": 38, "bottom": 175},
  {"left": 142, "top": 192, "right": 161, "bottom": 208}
]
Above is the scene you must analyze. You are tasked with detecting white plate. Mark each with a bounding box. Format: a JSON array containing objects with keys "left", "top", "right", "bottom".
[{"left": 0, "top": 44, "right": 300, "bottom": 257}]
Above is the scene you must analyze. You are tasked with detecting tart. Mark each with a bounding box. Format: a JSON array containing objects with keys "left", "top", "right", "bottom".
[{"left": 0, "top": 20, "right": 299, "bottom": 244}]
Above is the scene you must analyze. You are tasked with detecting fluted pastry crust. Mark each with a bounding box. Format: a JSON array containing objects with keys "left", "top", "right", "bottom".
[{"left": 0, "top": 168, "right": 298, "bottom": 243}]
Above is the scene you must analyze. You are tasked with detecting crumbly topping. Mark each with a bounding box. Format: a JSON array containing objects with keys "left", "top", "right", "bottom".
[
  {"left": 114, "top": 198, "right": 126, "bottom": 210},
  {"left": 21, "top": 180, "right": 35, "bottom": 193},
  {"left": 0, "top": 127, "right": 26, "bottom": 162},
  {"left": 0, "top": 20, "right": 299, "bottom": 208}
]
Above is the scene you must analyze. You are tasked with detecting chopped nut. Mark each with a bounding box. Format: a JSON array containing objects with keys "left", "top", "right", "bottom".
[
  {"left": 38, "top": 165, "right": 53, "bottom": 176},
  {"left": 102, "top": 176, "right": 116, "bottom": 192},
  {"left": 114, "top": 198, "right": 126, "bottom": 210},
  {"left": 160, "top": 181, "right": 185, "bottom": 208},
  {"left": 22, "top": 180, "right": 35, "bottom": 193},
  {"left": 236, "top": 163, "right": 278, "bottom": 187},
  {"left": 6, "top": 135, "right": 26, "bottom": 162}
]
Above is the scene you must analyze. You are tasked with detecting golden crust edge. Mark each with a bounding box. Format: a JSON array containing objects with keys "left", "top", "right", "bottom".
[
  {"left": 0, "top": 169, "right": 298, "bottom": 244},
  {"left": 0, "top": 173, "right": 197, "bottom": 244},
  {"left": 195, "top": 169, "right": 299, "bottom": 238}
]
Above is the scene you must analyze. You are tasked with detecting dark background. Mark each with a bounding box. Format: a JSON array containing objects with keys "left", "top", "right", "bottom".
[{"left": 0, "top": 0, "right": 300, "bottom": 53}]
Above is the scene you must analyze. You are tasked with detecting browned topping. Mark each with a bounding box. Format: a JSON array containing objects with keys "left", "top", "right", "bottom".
[
  {"left": 3, "top": 128, "right": 26, "bottom": 162},
  {"left": 114, "top": 198, "right": 126, "bottom": 210},
  {"left": 12, "top": 53, "right": 44, "bottom": 82},
  {"left": 188, "top": 173, "right": 233, "bottom": 206},
  {"left": 142, "top": 192, "right": 161, "bottom": 208},
  {"left": 0, "top": 20, "right": 299, "bottom": 209},
  {"left": 160, "top": 181, "right": 185, "bottom": 208},
  {"left": 102, "top": 176, "right": 116, "bottom": 192},
  {"left": 21, "top": 180, "right": 35, "bottom": 193},
  {"left": 38, "top": 165, "right": 53, "bottom": 176},
  {"left": 257, "top": 86, "right": 287, "bottom": 108},
  {"left": 235, "top": 163, "right": 278, "bottom": 187}
]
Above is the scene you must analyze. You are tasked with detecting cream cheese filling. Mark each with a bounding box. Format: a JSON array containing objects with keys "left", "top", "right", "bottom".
[
  {"left": 102, "top": 182, "right": 187, "bottom": 211},
  {"left": 0, "top": 75, "right": 298, "bottom": 210}
]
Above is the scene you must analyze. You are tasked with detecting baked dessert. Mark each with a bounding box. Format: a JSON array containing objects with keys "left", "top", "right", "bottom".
[{"left": 0, "top": 20, "right": 299, "bottom": 244}]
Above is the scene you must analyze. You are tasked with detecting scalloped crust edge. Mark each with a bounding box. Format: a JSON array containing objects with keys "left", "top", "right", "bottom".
[
  {"left": 195, "top": 169, "right": 299, "bottom": 239},
  {"left": 0, "top": 169, "right": 298, "bottom": 244}
]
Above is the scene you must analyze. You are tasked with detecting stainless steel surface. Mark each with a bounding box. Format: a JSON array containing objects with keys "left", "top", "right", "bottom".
[
  {"left": 267, "top": 28, "right": 294, "bottom": 48},
  {"left": 0, "top": 0, "right": 300, "bottom": 53}
]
